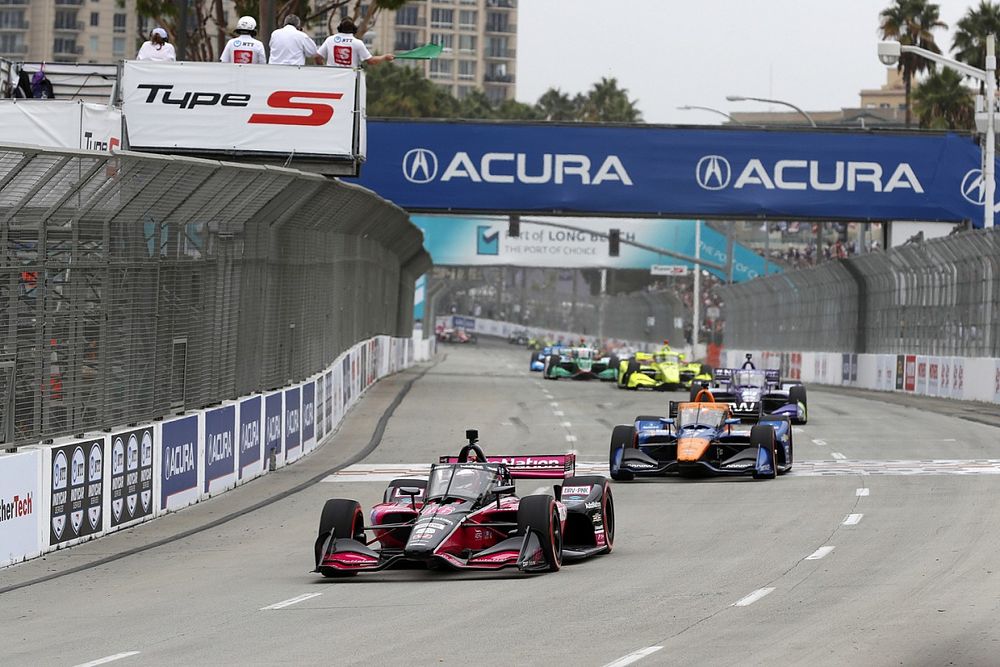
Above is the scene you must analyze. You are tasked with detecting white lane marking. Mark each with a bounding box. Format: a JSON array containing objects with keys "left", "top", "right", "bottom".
[
  {"left": 843, "top": 513, "right": 863, "bottom": 525},
  {"left": 72, "top": 653, "right": 140, "bottom": 667},
  {"left": 943, "top": 438, "right": 957, "bottom": 442},
  {"left": 260, "top": 593, "right": 323, "bottom": 610},
  {"left": 561, "top": 422, "right": 573, "bottom": 428},
  {"left": 505, "top": 363, "right": 513, "bottom": 369},
  {"left": 553, "top": 410, "right": 565, "bottom": 417},
  {"left": 856, "top": 488, "right": 870, "bottom": 496},
  {"left": 831, "top": 452, "right": 846, "bottom": 460},
  {"left": 805, "top": 546, "right": 835, "bottom": 560},
  {"left": 733, "top": 587, "right": 775, "bottom": 607},
  {"left": 542, "top": 394, "right": 553, "bottom": 400},
  {"left": 601, "top": 646, "right": 664, "bottom": 667},
  {"left": 550, "top": 402, "right": 559, "bottom": 407},
  {"left": 793, "top": 426, "right": 805, "bottom": 434},
  {"left": 811, "top": 438, "right": 827, "bottom": 446},
  {"left": 565, "top": 435, "right": 578, "bottom": 442}
]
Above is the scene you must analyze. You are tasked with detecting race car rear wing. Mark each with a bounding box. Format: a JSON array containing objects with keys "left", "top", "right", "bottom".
[
  {"left": 438, "top": 454, "right": 576, "bottom": 479},
  {"left": 713, "top": 368, "right": 781, "bottom": 383}
]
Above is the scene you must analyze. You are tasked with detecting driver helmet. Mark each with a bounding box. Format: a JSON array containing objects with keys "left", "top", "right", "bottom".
[{"left": 235, "top": 16, "right": 257, "bottom": 35}]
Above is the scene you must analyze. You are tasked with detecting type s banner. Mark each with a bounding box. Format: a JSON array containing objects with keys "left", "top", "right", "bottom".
[{"left": 121, "top": 61, "right": 358, "bottom": 157}]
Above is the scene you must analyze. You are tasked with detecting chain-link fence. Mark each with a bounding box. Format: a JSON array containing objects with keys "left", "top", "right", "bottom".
[
  {"left": 0, "top": 144, "right": 430, "bottom": 448},
  {"left": 721, "top": 229, "right": 999, "bottom": 357}
]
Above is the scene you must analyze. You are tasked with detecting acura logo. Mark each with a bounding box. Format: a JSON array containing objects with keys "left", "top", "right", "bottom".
[
  {"left": 402, "top": 148, "right": 438, "bottom": 184},
  {"left": 961, "top": 168, "right": 986, "bottom": 205},
  {"left": 696, "top": 155, "right": 731, "bottom": 190}
]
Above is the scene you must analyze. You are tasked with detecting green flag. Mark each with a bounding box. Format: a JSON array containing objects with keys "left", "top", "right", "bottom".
[{"left": 394, "top": 43, "right": 444, "bottom": 60}]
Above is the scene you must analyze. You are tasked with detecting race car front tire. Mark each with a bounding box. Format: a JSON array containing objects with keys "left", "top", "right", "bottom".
[
  {"left": 518, "top": 495, "right": 563, "bottom": 572},
  {"left": 316, "top": 499, "right": 366, "bottom": 575},
  {"left": 609, "top": 424, "right": 636, "bottom": 481}
]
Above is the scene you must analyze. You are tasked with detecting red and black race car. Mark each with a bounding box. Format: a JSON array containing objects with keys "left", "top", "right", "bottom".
[{"left": 313, "top": 430, "right": 614, "bottom": 576}]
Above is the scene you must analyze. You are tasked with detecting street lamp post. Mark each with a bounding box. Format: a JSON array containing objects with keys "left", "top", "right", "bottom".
[
  {"left": 877, "top": 37, "right": 995, "bottom": 229},
  {"left": 676, "top": 105, "right": 747, "bottom": 125},
  {"left": 726, "top": 95, "right": 817, "bottom": 127}
]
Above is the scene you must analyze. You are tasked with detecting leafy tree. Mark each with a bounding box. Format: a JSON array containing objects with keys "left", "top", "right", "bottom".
[
  {"left": 879, "top": 0, "right": 948, "bottom": 127},
  {"left": 952, "top": 0, "right": 1000, "bottom": 92},
  {"left": 365, "top": 63, "right": 459, "bottom": 118},
  {"left": 578, "top": 77, "right": 643, "bottom": 123},
  {"left": 912, "top": 68, "right": 974, "bottom": 129},
  {"left": 536, "top": 88, "right": 578, "bottom": 121},
  {"left": 306, "top": 0, "right": 411, "bottom": 37}
]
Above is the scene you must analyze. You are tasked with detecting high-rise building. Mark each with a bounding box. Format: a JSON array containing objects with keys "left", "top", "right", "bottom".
[
  {"left": 0, "top": 0, "right": 138, "bottom": 64},
  {"left": 364, "top": 0, "right": 518, "bottom": 103}
]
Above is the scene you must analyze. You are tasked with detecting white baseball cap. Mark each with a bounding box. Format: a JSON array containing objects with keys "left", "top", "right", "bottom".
[{"left": 151, "top": 27, "right": 168, "bottom": 39}]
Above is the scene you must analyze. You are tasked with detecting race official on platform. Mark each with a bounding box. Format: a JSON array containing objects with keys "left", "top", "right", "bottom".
[
  {"left": 268, "top": 14, "right": 321, "bottom": 66},
  {"left": 136, "top": 27, "right": 176, "bottom": 61},
  {"left": 220, "top": 16, "right": 267, "bottom": 64},
  {"left": 317, "top": 18, "right": 394, "bottom": 68}
]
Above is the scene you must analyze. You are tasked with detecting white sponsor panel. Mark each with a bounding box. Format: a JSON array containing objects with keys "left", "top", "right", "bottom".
[
  {"left": 0, "top": 450, "right": 43, "bottom": 567},
  {"left": 927, "top": 357, "right": 940, "bottom": 397},
  {"left": 0, "top": 100, "right": 121, "bottom": 151},
  {"left": 122, "top": 61, "right": 358, "bottom": 157},
  {"left": 916, "top": 356, "right": 928, "bottom": 395}
]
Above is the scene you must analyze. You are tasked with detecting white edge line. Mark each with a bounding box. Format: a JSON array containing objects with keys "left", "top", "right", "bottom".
[
  {"left": 733, "top": 587, "right": 775, "bottom": 607},
  {"left": 602, "top": 646, "right": 664, "bottom": 667},
  {"left": 805, "top": 546, "right": 835, "bottom": 560},
  {"left": 72, "top": 652, "right": 141, "bottom": 667},
  {"left": 856, "top": 488, "right": 870, "bottom": 496},
  {"left": 260, "top": 592, "right": 323, "bottom": 610},
  {"left": 811, "top": 439, "right": 827, "bottom": 446},
  {"left": 831, "top": 452, "right": 846, "bottom": 460},
  {"left": 843, "top": 513, "right": 863, "bottom": 525},
  {"left": 565, "top": 435, "right": 578, "bottom": 442}
]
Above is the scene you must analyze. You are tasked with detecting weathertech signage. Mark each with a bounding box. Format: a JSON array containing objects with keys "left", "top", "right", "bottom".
[
  {"left": 0, "top": 450, "right": 42, "bottom": 567},
  {"left": 121, "top": 61, "right": 358, "bottom": 157}
]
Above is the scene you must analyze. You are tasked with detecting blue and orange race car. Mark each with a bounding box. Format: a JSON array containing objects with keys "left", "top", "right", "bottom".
[{"left": 608, "top": 389, "right": 793, "bottom": 480}]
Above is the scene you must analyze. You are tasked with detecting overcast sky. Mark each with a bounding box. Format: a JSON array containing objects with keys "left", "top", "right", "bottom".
[{"left": 516, "top": 0, "right": 985, "bottom": 124}]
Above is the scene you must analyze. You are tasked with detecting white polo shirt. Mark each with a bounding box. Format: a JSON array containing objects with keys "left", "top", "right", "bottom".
[
  {"left": 136, "top": 41, "right": 176, "bottom": 61},
  {"left": 268, "top": 24, "right": 318, "bottom": 65},
  {"left": 317, "top": 32, "right": 371, "bottom": 68},
  {"left": 220, "top": 35, "right": 266, "bottom": 64}
]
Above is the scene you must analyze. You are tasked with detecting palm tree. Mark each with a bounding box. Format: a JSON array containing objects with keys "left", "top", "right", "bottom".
[
  {"left": 578, "top": 77, "right": 643, "bottom": 123},
  {"left": 912, "top": 68, "right": 975, "bottom": 128},
  {"left": 879, "top": 0, "right": 948, "bottom": 126},
  {"left": 535, "top": 89, "right": 578, "bottom": 121},
  {"left": 952, "top": 0, "right": 1000, "bottom": 92}
]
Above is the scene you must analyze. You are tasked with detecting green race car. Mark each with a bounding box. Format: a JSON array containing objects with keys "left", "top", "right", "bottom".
[{"left": 544, "top": 347, "right": 617, "bottom": 381}]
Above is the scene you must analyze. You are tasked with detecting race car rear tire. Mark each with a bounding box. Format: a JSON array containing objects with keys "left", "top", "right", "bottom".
[
  {"left": 518, "top": 495, "right": 563, "bottom": 572},
  {"left": 623, "top": 359, "right": 639, "bottom": 390},
  {"left": 316, "top": 499, "right": 365, "bottom": 576},
  {"left": 789, "top": 386, "right": 808, "bottom": 424},
  {"left": 529, "top": 352, "right": 538, "bottom": 370},
  {"left": 560, "top": 476, "right": 615, "bottom": 553},
  {"left": 609, "top": 424, "right": 636, "bottom": 481},
  {"left": 750, "top": 425, "right": 777, "bottom": 480},
  {"left": 689, "top": 382, "right": 707, "bottom": 402},
  {"left": 544, "top": 354, "right": 559, "bottom": 380}
]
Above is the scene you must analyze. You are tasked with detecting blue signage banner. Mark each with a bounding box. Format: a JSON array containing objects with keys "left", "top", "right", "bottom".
[
  {"left": 412, "top": 215, "right": 773, "bottom": 282},
  {"left": 204, "top": 405, "right": 235, "bottom": 492},
  {"left": 161, "top": 415, "right": 198, "bottom": 510},
  {"left": 284, "top": 387, "right": 301, "bottom": 455},
  {"left": 301, "top": 382, "right": 315, "bottom": 447},
  {"left": 356, "top": 120, "right": 995, "bottom": 226},
  {"left": 264, "top": 393, "right": 283, "bottom": 464},
  {"left": 238, "top": 396, "right": 262, "bottom": 479}
]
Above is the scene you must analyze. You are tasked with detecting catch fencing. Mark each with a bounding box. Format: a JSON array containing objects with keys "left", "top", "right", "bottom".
[
  {"left": 720, "top": 229, "right": 999, "bottom": 357},
  {"left": 0, "top": 144, "right": 430, "bottom": 449}
]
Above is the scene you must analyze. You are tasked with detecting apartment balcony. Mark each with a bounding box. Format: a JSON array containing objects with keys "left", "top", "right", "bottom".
[
  {"left": 0, "top": 44, "right": 28, "bottom": 55},
  {"left": 0, "top": 21, "right": 29, "bottom": 31},
  {"left": 394, "top": 39, "right": 418, "bottom": 51},
  {"left": 484, "top": 72, "right": 514, "bottom": 84},
  {"left": 485, "top": 22, "right": 516, "bottom": 34},
  {"left": 485, "top": 48, "right": 515, "bottom": 59},
  {"left": 486, "top": 0, "right": 517, "bottom": 8},
  {"left": 54, "top": 21, "right": 85, "bottom": 33},
  {"left": 53, "top": 44, "right": 83, "bottom": 56},
  {"left": 54, "top": 0, "right": 84, "bottom": 5}
]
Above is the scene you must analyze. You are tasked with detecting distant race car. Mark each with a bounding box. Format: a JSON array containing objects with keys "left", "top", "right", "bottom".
[
  {"left": 438, "top": 328, "right": 478, "bottom": 344},
  {"left": 679, "top": 358, "right": 713, "bottom": 389},
  {"left": 608, "top": 389, "right": 793, "bottom": 480},
  {"left": 543, "top": 347, "right": 616, "bottom": 381},
  {"left": 530, "top": 345, "right": 567, "bottom": 372},
  {"left": 314, "top": 430, "right": 614, "bottom": 576},
  {"left": 691, "top": 354, "right": 807, "bottom": 424},
  {"left": 617, "top": 347, "right": 686, "bottom": 390},
  {"left": 508, "top": 328, "right": 529, "bottom": 345}
]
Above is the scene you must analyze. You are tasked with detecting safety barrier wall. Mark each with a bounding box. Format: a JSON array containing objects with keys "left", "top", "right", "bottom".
[
  {"left": 720, "top": 347, "right": 1000, "bottom": 405},
  {"left": 0, "top": 144, "right": 431, "bottom": 450},
  {"left": 0, "top": 333, "right": 435, "bottom": 569},
  {"left": 720, "top": 229, "right": 1000, "bottom": 357}
]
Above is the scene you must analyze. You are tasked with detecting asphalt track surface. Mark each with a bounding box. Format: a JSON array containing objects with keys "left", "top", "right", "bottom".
[{"left": 5, "top": 340, "right": 1000, "bottom": 666}]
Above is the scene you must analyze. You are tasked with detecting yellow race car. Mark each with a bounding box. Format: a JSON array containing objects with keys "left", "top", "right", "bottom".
[{"left": 617, "top": 344, "right": 712, "bottom": 391}]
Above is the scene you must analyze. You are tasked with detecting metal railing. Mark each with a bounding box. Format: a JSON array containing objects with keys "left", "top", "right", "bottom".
[
  {"left": 0, "top": 144, "right": 430, "bottom": 448},
  {"left": 720, "top": 229, "right": 1000, "bottom": 357}
]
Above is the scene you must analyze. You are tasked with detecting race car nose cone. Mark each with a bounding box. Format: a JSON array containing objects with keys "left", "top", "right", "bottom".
[{"left": 677, "top": 437, "right": 711, "bottom": 462}]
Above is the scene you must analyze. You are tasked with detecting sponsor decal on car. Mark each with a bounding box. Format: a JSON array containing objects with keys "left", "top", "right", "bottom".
[{"left": 561, "top": 485, "right": 592, "bottom": 497}]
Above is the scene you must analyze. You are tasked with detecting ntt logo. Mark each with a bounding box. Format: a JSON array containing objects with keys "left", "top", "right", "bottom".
[{"left": 402, "top": 148, "right": 438, "bottom": 184}]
